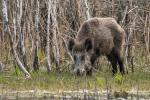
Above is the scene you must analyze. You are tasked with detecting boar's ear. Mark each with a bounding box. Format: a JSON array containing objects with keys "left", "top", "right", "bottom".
[
  {"left": 84, "top": 38, "right": 93, "bottom": 51},
  {"left": 67, "top": 38, "right": 75, "bottom": 51}
]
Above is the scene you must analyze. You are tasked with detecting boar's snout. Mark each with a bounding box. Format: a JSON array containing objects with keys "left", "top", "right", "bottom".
[{"left": 73, "top": 67, "right": 86, "bottom": 76}]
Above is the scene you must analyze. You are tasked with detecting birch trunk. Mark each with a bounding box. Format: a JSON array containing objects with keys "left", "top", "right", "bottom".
[
  {"left": 144, "top": 15, "right": 150, "bottom": 65},
  {"left": 50, "top": 0, "right": 60, "bottom": 71},
  {"left": 84, "top": 0, "right": 90, "bottom": 20},
  {"left": 46, "top": 0, "right": 52, "bottom": 73},
  {"left": 79, "top": 0, "right": 91, "bottom": 20},
  {"left": 33, "top": 0, "right": 40, "bottom": 71},
  {"left": 2, "top": 0, "right": 30, "bottom": 77},
  {"left": 16, "top": 0, "right": 29, "bottom": 71}
]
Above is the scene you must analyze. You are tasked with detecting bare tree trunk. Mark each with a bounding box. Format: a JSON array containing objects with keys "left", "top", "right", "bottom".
[
  {"left": 148, "top": 14, "right": 150, "bottom": 65},
  {"left": 33, "top": 0, "right": 40, "bottom": 71},
  {"left": 50, "top": 0, "right": 60, "bottom": 71},
  {"left": 16, "top": 0, "right": 29, "bottom": 71},
  {"left": 79, "top": 0, "right": 90, "bottom": 21},
  {"left": 66, "top": 0, "right": 80, "bottom": 31},
  {"left": 2, "top": 0, "right": 30, "bottom": 78},
  {"left": 144, "top": 15, "right": 150, "bottom": 65},
  {"left": 46, "top": 0, "right": 52, "bottom": 73},
  {"left": 83, "top": 0, "right": 90, "bottom": 20}
]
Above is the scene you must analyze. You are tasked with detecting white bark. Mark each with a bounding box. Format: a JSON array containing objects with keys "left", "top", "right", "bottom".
[
  {"left": 50, "top": 0, "right": 60, "bottom": 70},
  {"left": 144, "top": 15, "right": 150, "bottom": 63},
  {"left": 80, "top": 0, "right": 91, "bottom": 20},
  {"left": 84, "top": 0, "right": 90, "bottom": 20},
  {"left": 16, "top": 0, "right": 23, "bottom": 50},
  {"left": 46, "top": 0, "right": 52, "bottom": 72},
  {"left": 33, "top": 0, "right": 40, "bottom": 71},
  {"left": 46, "top": 0, "right": 60, "bottom": 71},
  {"left": 2, "top": 0, "right": 30, "bottom": 77},
  {"left": 2, "top": 0, "right": 8, "bottom": 32},
  {"left": 16, "top": 0, "right": 29, "bottom": 71},
  {"left": 13, "top": 12, "right": 17, "bottom": 42},
  {"left": 0, "top": 61, "right": 5, "bottom": 72}
]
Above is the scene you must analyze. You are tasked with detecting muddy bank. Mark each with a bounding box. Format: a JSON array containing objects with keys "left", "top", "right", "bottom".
[{"left": 0, "top": 90, "right": 150, "bottom": 100}]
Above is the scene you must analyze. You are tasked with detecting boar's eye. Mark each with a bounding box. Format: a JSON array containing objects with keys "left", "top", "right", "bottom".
[{"left": 81, "top": 55, "right": 85, "bottom": 61}]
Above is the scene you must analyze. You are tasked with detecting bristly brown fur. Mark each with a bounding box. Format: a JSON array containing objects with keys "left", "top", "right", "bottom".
[
  {"left": 73, "top": 41, "right": 85, "bottom": 52},
  {"left": 68, "top": 17, "right": 125, "bottom": 75}
]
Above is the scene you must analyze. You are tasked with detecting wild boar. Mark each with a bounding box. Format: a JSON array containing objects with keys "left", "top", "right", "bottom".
[{"left": 68, "top": 17, "right": 125, "bottom": 76}]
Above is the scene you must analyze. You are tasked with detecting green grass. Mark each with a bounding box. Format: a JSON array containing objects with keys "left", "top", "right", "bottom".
[
  {"left": 0, "top": 66, "right": 150, "bottom": 92},
  {"left": 0, "top": 48, "right": 150, "bottom": 92}
]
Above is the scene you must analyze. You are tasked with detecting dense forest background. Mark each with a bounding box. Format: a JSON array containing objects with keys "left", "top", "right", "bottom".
[{"left": 0, "top": 0, "right": 150, "bottom": 77}]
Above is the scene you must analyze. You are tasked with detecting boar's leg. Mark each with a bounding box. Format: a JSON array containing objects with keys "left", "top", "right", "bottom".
[
  {"left": 86, "top": 54, "right": 99, "bottom": 75},
  {"left": 90, "top": 54, "right": 98, "bottom": 65},
  {"left": 116, "top": 51, "right": 125, "bottom": 75},
  {"left": 86, "top": 68, "right": 92, "bottom": 76},
  {"left": 107, "top": 49, "right": 118, "bottom": 75}
]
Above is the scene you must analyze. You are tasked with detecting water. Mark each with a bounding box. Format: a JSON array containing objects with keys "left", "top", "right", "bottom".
[{"left": 0, "top": 90, "right": 150, "bottom": 100}]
